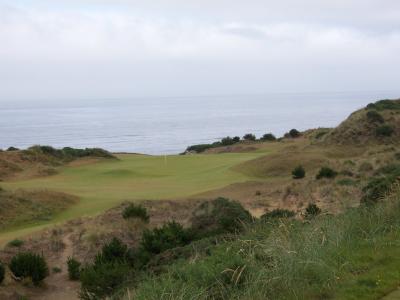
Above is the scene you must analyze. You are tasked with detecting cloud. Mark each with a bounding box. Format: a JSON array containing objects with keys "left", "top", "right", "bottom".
[{"left": 0, "top": 1, "right": 399, "bottom": 100}]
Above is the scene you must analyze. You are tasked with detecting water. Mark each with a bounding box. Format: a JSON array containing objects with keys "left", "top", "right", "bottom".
[{"left": 1, "top": 91, "right": 399, "bottom": 154}]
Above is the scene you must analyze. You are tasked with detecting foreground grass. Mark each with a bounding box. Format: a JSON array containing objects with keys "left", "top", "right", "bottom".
[
  {"left": 0, "top": 152, "right": 265, "bottom": 242},
  {"left": 125, "top": 193, "right": 400, "bottom": 300}
]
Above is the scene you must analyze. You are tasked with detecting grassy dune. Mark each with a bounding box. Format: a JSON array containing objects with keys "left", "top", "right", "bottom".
[{"left": 0, "top": 151, "right": 268, "bottom": 242}]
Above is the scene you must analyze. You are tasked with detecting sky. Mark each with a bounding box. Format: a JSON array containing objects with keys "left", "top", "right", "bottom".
[{"left": 1, "top": 0, "right": 400, "bottom": 101}]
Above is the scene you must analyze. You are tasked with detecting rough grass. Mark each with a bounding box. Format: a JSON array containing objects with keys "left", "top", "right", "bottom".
[{"left": 126, "top": 190, "right": 400, "bottom": 300}]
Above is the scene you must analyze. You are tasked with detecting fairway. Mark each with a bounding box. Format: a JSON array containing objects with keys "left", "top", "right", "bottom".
[{"left": 0, "top": 152, "right": 264, "bottom": 242}]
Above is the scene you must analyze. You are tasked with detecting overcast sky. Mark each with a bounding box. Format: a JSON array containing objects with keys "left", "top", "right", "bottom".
[{"left": 1, "top": 0, "right": 400, "bottom": 101}]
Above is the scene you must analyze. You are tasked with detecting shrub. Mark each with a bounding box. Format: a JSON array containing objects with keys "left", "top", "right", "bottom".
[
  {"left": 337, "top": 178, "right": 357, "bottom": 186},
  {"left": 221, "top": 137, "right": 238, "bottom": 146},
  {"left": 232, "top": 136, "right": 241, "bottom": 143},
  {"left": 376, "top": 125, "right": 394, "bottom": 137},
  {"left": 304, "top": 203, "right": 321, "bottom": 218},
  {"left": 7, "top": 239, "right": 24, "bottom": 248},
  {"left": 122, "top": 203, "right": 150, "bottom": 223},
  {"left": 394, "top": 152, "right": 400, "bottom": 160},
  {"left": 366, "top": 111, "right": 384, "bottom": 123},
  {"left": 261, "top": 133, "right": 276, "bottom": 141},
  {"left": 185, "top": 143, "right": 216, "bottom": 153},
  {"left": 0, "top": 262, "right": 5, "bottom": 284},
  {"left": 362, "top": 176, "right": 396, "bottom": 205},
  {"left": 7, "top": 146, "right": 19, "bottom": 151},
  {"left": 67, "top": 257, "right": 81, "bottom": 280},
  {"left": 80, "top": 262, "right": 130, "bottom": 300},
  {"left": 9, "top": 252, "right": 49, "bottom": 285},
  {"left": 292, "top": 165, "right": 305, "bottom": 179},
  {"left": 191, "top": 198, "right": 252, "bottom": 236},
  {"left": 95, "top": 238, "right": 128, "bottom": 264},
  {"left": 316, "top": 167, "right": 338, "bottom": 179},
  {"left": 140, "top": 221, "right": 193, "bottom": 255},
  {"left": 243, "top": 133, "right": 256, "bottom": 141},
  {"left": 367, "top": 99, "right": 400, "bottom": 111},
  {"left": 52, "top": 266, "right": 62, "bottom": 273},
  {"left": 288, "top": 129, "right": 301, "bottom": 138},
  {"left": 261, "top": 209, "right": 295, "bottom": 220}
]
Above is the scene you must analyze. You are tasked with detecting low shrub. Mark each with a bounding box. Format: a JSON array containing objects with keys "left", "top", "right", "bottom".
[
  {"left": 122, "top": 203, "right": 150, "bottom": 223},
  {"left": 185, "top": 143, "right": 215, "bottom": 153},
  {"left": 366, "top": 110, "right": 384, "bottom": 123},
  {"left": 394, "top": 152, "right": 400, "bottom": 160},
  {"left": 8, "top": 239, "right": 24, "bottom": 248},
  {"left": 261, "top": 133, "right": 276, "bottom": 141},
  {"left": 52, "top": 266, "right": 62, "bottom": 273},
  {"left": 304, "top": 203, "right": 321, "bottom": 218},
  {"left": 9, "top": 252, "right": 49, "bottom": 285},
  {"left": 140, "top": 221, "right": 193, "bottom": 256},
  {"left": 367, "top": 99, "right": 400, "bottom": 111},
  {"left": 337, "top": 178, "right": 357, "bottom": 186},
  {"left": 221, "top": 136, "right": 239, "bottom": 146},
  {"left": 0, "top": 262, "right": 5, "bottom": 284},
  {"left": 191, "top": 198, "right": 252, "bottom": 236},
  {"left": 362, "top": 176, "right": 396, "bottom": 205},
  {"left": 80, "top": 262, "right": 130, "bottom": 300},
  {"left": 95, "top": 238, "right": 128, "bottom": 264},
  {"left": 287, "top": 129, "right": 301, "bottom": 138},
  {"left": 261, "top": 209, "right": 295, "bottom": 220},
  {"left": 67, "top": 257, "right": 81, "bottom": 280},
  {"left": 292, "top": 165, "right": 305, "bottom": 179},
  {"left": 243, "top": 133, "right": 256, "bottom": 141},
  {"left": 7, "top": 146, "right": 19, "bottom": 151},
  {"left": 316, "top": 167, "right": 338, "bottom": 179},
  {"left": 376, "top": 125, "right": 394, "bottom": 137}
]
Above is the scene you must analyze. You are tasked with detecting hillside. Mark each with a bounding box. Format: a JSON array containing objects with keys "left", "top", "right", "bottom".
[{"left": 322, "top": 99, "right": 400, "bottom": 145}]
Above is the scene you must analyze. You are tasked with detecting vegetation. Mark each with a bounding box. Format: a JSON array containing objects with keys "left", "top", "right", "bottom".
[
  {"left": 191, "top": 197, "right": 252, "bottom": 236},
  {"left": 0, "top": 262, "right": 5, "bottom": 284},
  {"left": 7, "top": 146, "right": 19, "bottom": 151},
  {"left": 9, "top": 252, "right": 49, "bottom": 285},
  {"left": 260, "top": 133, "right": 276, "bottom": 141},
  {"left": 129, "top": 194, "right": 400, "bottom": 300},
  {"left": 26, "top": 145, "right": 115, "bottom": 160},
  {"left": 67, "top": 257, "right": 81, "bottom": 280},
  {"left": 185, "top": 135, "right": 242, "bottom": 153},
  {"left": 286, "top": 128, "right": 301, "bottom": 138},
  {"left": 80, "top": 261, "right": 130, "bottom": 300},
  {"left": 95, "top": 237, "right": 129, "bottom": 264},
  {"left": 242, "top": 133, "right": 256, "bottom": 141},
  {"left": 316, "top": 167, "right": 338, "bottom": 179},
  {"left": 366, "top": 110, "right": 384, "bottom": 123},
  {"left": 261, "top": 208, "right": 295, "bottom": 220},
  {"left": 376, "top": 125, "right": 394, "bottom": 137},
  {"left": 52, "top": 266, "right": 62, "bottom": 273},
  {"left": 122, "top": 203, "right": 150, "bottom": 223},
  {"left": 292, "top": 165, "right": 305, "bottom": 179},
  {"left": 7, "top": 238, "right": 24, "bottom": 247},
  {"left": 304, "top": 203, "right": 322, "bottom": 218},
  {"left": 366, "top": 99, "right": 400, "bottom": 111}
]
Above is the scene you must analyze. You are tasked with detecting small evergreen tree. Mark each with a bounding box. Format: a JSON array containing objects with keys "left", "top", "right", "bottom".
[
  {"left": 122, "top": 203, "right": 150, "bottom": 223},
  {"left": 9, "top": 252, "right": 49, "bottom": 285},
  {"left": 316, "top": 167, "right": 338, "bottom": 179},
  {"left": 243, "top": 133, "right": 256, "bottom": 141},
  {"left": 67, "top": 257, "right": 81, "bottom": 280},
  {"left": 305, "top": 203, "right": 321, "bottom": 218}
]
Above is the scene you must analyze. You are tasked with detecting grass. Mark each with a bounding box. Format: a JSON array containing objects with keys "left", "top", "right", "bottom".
[
  {"left": 0, "top": 152, "right": 266, "bottom": 243},
  {"left": 124, "top": 191, "right": 400, "bottom": 300}
]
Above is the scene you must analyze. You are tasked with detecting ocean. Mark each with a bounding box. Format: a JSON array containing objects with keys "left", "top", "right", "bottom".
[{"left": 1, "top": 91, "right": 399, "bottom": 155}]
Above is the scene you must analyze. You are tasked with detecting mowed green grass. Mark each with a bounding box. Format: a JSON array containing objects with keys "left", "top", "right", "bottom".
[{"left": 0, "top": 152, "right": 265, "bottom": 242}]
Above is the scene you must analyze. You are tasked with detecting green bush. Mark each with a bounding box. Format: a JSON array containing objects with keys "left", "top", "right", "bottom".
[
  {"left": 80, "top": 262, "right": 130, "bottom": 300},
  {"left": 140, "top": 221, "right": 193, "bottom": 256},
  {"left": 221, "top": 136, "right": 239, "bottom": 146},
  {"left": 366, "top": 110, "right": 384, "bottom": 123},
  {"left": 232, "top": 136, "right": 241, "bottom": 143},
  {"left": 0, "top": 262, "right": 5, "bottom": 284},
  {"left": 7, "top": 146, "right": 19, "bottom": 151},
  {"left": 95, "top": 238, "right": 128, "bottom": 264},
  {"left": 52, "top": 266, "right": 62, "bottom": 273},
  {"left": 292, "top": 165, "right": 305, "bottom": 179},
  {"left": 191, "top": 198, "right": 252, "bottom": 236},
  {"left": 305, "top": 203, "right": 321, "bottom": 218},
  {"left": 261, "top": 209, "right": 295, "bottom": 220},
  {"left": 362, "top": 176, "right": 396, "bottom": 205},
  {"left": 261, "top": 133, "right": 276, "bottom": 141},
  {"left": 7, "top": 239, "right": 24, "bottom": 247},
  {"left": 67, "top": 257, "right": 81, "bottom": 280},
  {"left": 376, "top": 125, "right": 394, "bottom": 137},
  {"left": 316, "top": 167, "right": 338, "bottom": 179},
  {"left": 122, "top": 203, "right": 149, "bottom": 223},
  {"left": 288, "top": 129, "right": 301, "bottom": 138},
  {"left": 243, "top": 133, "right": 256, "bottom": 141},
  {"left": 9, "top": 252, "right": 49, "bottom": 285},
  {"left": 367, "top": 99, "right": 400, "bottom": 111}
]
